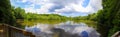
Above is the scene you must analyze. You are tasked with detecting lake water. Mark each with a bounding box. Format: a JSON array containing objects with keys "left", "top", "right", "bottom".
[{"left": 18, "top": 20, "right": 100, "bottom": 37}]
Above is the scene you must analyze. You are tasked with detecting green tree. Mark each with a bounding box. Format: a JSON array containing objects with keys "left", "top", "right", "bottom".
[
  {"left": 0, "top": 0, "right": 16, "bottom": 25},
  {"left": 96, "top": 0, "right": 120, "bottom": 37},
  {"left": 13, "top": 7, "right": 25, "bottom": 19}
]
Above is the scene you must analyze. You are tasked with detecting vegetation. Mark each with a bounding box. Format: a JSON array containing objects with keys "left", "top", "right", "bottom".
[
  {"left": 72, "top": 13, "right": 97, "bottom": 21},
  {"left": 11, "top": 6, "right": 68, "bottom": 21},
  {"left": 12, "top": 7, "right": 26, "bottom": 19},
  {"left": 96, "top": 0, "right": 120, "bottom": 37},
  {"left": 24, "top": 13, "right": 68, "bottom": 20},
  {"left": 0, "top": 0, "right": 16, "bottom": 25},
  {"left": 0, "top": 0, "right": 119, "bottom": 37},
  {"left": 73, "top": 0, "right": 120, "bottom": 37}
]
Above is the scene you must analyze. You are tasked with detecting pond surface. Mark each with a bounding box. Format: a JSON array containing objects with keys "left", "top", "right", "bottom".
[{"left": 18, "top": 20, "right": 100, "bottom": 37}]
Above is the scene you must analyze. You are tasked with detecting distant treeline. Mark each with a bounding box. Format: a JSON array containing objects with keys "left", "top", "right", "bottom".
[
  {"left": 72, "top": 13, "right": 97, "bottom": 21},
  {"left": 0, "top": 0, "right": 120, "bottom": 37},
  {"left": 24, "top": 13, "right": 68, "bottom": 20},
  {"left": 11, "top": 6, "right": 96, "bottom": 21},
  {"left": 11, "top": 7, "right": 69, "bottom": 20}
]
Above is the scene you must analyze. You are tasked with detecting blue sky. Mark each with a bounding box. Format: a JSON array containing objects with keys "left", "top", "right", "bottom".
[{"left": 10, "top": 0, "right": 102, "bottom": 17}]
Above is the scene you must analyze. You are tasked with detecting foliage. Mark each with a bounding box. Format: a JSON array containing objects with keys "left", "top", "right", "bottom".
[
  {"left": 96, "top": 0, "right": 120, "bottom": 37},
  {"left": 24, "top": 13, "right": 68, "bottom": 20},
  {"left": 72, "top": 13, "right": 97, "bottom": 21},
  {"left": 0, "top": 0, "right": 16, "bottom": 25},
  {"left": 0, "top": 0, "right": 120, "bottom": 37},
  {"left": 11, "top": 6, "right": 68, "bottom": 21},
  {"left": 12, "top": 7, "right": 26, "bottom": 19}
]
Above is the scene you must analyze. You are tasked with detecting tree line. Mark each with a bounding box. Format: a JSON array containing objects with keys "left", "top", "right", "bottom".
[
  {"left": 11, "top": 7, "right": 68, "bottom": 21},
  {"left": 0, "top": 0, "right": 120, "bottom": 37},
  {"left": 72, "top": 13, "right": 97, "bottom": 21}
]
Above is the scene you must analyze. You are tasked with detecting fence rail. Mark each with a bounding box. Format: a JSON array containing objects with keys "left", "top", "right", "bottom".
[
  {"left": 0, "top": 24, "right": 35, "bottom": 37},
  {"left": 111, "top": 31, "right": 120, "bottom": 37}
]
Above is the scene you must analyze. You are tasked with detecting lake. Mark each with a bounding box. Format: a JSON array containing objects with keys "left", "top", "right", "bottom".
[{"left": 18, "top": 20, "right": 100, "bottom": 37}]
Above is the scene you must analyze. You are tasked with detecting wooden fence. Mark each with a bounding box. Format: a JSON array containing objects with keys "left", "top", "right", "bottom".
[
  {"left": 111, "top": 31, "right": 120, "bottom": 37},
  {"left": 0, "top": 24, "right": 35, "bottom": 37}
]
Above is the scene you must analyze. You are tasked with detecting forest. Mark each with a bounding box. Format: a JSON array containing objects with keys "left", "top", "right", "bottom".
[{"left": 0, "top": 0, "right": 120, "bottom": 37}]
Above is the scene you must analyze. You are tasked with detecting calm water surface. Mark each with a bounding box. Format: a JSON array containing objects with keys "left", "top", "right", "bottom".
[{"left": 19, "top": 20, "right": 100, "bottom": 37}]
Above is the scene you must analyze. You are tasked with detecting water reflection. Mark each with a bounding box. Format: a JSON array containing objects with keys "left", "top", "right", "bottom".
[
  {"left": 25, "top": 24, "right": 53, "bottom": 37},
  {"left": 25, "top": 21, "right": 100, "bottom": 37}
]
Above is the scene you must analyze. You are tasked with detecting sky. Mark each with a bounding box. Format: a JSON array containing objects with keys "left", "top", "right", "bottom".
[{"left": 10, "top": 0, "right": 102, "bottom": 17}]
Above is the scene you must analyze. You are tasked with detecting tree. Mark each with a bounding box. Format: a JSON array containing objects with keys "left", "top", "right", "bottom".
[
  {"left": 13, "top": 7, "right": 25, "bottom": 19},
  {"left": 96, "top": 0, "right": 120, "bottom": 37},
  {"left": 0, "top": 0, "right": 16, "bottom": 25}
]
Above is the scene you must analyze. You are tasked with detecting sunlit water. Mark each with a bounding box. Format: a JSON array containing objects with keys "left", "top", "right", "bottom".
[{"left": 24, "top": 21, "right": 100, "bottom": 37}]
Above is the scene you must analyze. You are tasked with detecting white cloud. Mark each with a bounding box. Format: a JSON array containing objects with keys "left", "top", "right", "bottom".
[
  {"left": 24, "top": 3, "right": 54, "bottom": 14},
  {"left": 90, "top": 0, "right": 103, "bottom": 11},
  {"left": 21, "top": 0, "right": 27, "bottom": 3},
  {"left": 14, "top": 0, "right": 102, "bottom": 16}
]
